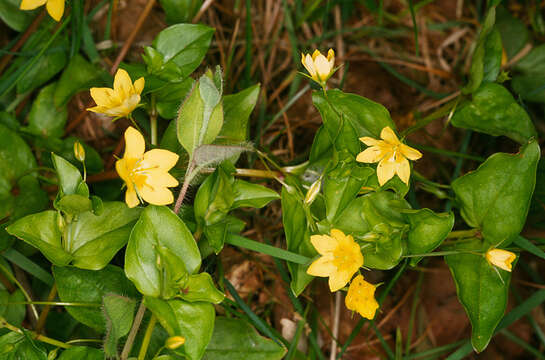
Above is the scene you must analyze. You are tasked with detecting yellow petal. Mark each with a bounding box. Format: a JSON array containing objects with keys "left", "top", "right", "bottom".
[
  {"left": 306, "top": 255, "right": 335, "bottom": 277},
  {"left": 399, "top": 143, "right": 422, "bottom": 160},
  {"left": 376, "top": 158, "right": 396, "bottom": 186},
  {"left": 89, "top": 87, "right": 116, "bottom": 107},
  {"left": 123, "top": 127, "right": 145, "bottom": 160},
  {"left": 145, "top": 169, "right": 179, "bottom": 188},
  {"left": 359, "top": 136, "right": 380, "bottom": 146},
  {"left": 356, "top": 147, "right": 385, "bottom": 164},
  {"left": 302, "top": 54, "right": 316, "bottom": 78},
  {"left": 125, "top": 185, "right": 140, "bottom": 208},
  {"left": 311, "top": 49, "right": 322, "bottom": 60},
  {"left": 46, "top": 0, "right": 64, "bottom": 21},
  {"left": 310, "top": 234, "right": 338, "bottom": 255},
  {"left": 113, "top": 69, "right": 133, "bottom": 99},
  {"left": 330, "top": 229, "right": 348, "bottom": 243},
  {"left": 345, "top": 275, "right": 379, "bottom": 319},
  {"left": 20, "top": 0, "right": 46, "bottom": 10},
  {"left": 395, "top": 157, "right": 411, "bottom": 185},
  {"left": 139, "top": 185, "right": 175, "bottom": 206},
  {"left": 328, "top": 270, "right": 350, "bottom": 292},
  {"left": 133, "top": 77, "right": 145, "bottom": 95},
  {"left": 313, "top": 54, "right": 331, "bottom": 80},
  {"left": 327, "top": 48, "right": 335, "bottom": 68},
  {"left": 380, "top": 126, "right": 400, "bottom": 145},
  {"left": 115, "top": 158, "right": 131, "bottom": 184},
  {"left": 142, "top": 149, "right": 179, "bottom": 171},
  {"left": 87, "top": 105, "right": 110, "bottom": 114}
]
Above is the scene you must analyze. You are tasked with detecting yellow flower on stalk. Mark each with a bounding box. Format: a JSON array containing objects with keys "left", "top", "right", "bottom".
[
  {"left": 301, "top": 49, "right": 335, "bottom": 86},
  {"left": 306, "top": 229, "right": 363, "bottom": 292},
  {"left": 20, "top": 0, "right": 64, "bottom": 21},
  {"left": 486, "top": 249, "right": 516, "bottom": 272},
  {"left": 356, "top": 126, "right": 422, "bottom": 186},
  {"left": 88, "top": 69, "right": 144, "bottom": 118},
  {"left": 345, "top": 275, "right": 379, "bottom": 320},
  {"left": 116, "top": 127, "right": 179, "bottom": 208}
]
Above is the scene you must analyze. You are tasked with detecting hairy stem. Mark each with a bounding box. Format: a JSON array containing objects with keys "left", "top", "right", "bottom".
[{"left": 121, "top": 301, "right": 147, "bottom": 360}]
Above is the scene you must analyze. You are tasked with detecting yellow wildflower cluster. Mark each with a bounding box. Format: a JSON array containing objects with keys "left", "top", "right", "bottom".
[{"left": 306, "top": 229, "right": 378, "bottom": 320}]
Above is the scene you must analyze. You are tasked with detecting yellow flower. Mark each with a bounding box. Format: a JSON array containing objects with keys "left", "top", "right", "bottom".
[
  {"left": 486, "top": 249, "right": 516, "bottom": 272},
  {"left": 88, "top": 69, "right": 144, "bottom": 118},
  {"left": 20, "top": 0, "right": 64, "bottom": 21},
  {"left": 301, "top": 49, "right": 335, "bottom": 85},
  {"left": 165, "top": 336, "right": 186, "bottom": 349},
  {"left": 306, "top": 229, "right": 363, "bottom": 292},
  {"left": 356, "top": 126, "right": 422, "bottom": 186},
  {"left": 115, "top": 127, "right": 179, "bottom": 208},
  {"left": 345, "top": 274, "right": 379, "bottom": 320}
]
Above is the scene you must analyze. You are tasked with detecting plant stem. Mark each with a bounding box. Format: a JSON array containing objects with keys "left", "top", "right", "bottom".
[
  {"left": 173, "top": 163, "right": 196, "bottom": 214},
  {"left": 446, "top": 229, "right": 479, "bottom": 239},
  {"left": 137, "top": 314, "right": 157, "bottom": 360},
  {"left": 121, "top": 301, "right": 147, "bottom": 360},
  {"left": 0, "top": 317, "right": 71, "bottom": 349},
  {"left": 150, "top": 93, "right": 157, "bottom": 146},
  {"left": 0, "top": 261, "right": 38, "bottom": 320}
]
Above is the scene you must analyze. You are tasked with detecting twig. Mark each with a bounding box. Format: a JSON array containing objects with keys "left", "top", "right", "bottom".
[{"left": 110, "top": 0, "right": 156, "bottom": 74}]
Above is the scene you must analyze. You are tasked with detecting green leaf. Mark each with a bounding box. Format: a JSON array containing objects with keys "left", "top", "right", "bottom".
[
  {"left": 193, "top": 144, "right": 252, "bottom": 169},
  {"left": 54, "top": 55, "right": 105, "bottom": 107},
  {"left": 324, "top": 161, "right": 373, "bottom": 222},
  {"left": 56, "top": 194, "right": 92, "bottom": 215},
  {"left": 232, "top": 180, "right": 280, "bottom": 209},
  {"left": 155, "top": 77, "right": 194, "bottom": 119},
  {"left": 463, "top": 6, "right": 497, "bottom": 94},
  {"left": 312, "top": 90, "right": 396, "bottom": 156},
  {"left": 217, "top": 84, "right": 260, "bottom": 145},
  {"left": 70, "top": 202, "right": 141, "bottom": 270},
  {"left": 203, "top": 215, "right": 245, "bottom": 254},
  {"left": 0, "top": 123, "right": 37, "bottom": 217},
  {"left": 405, "top": 209, "right": 454, "bottom": 266},
  {"left": 0, "top": 0, "right": 37, "bottom": 32},
  {"left": 24, "top": 82, "right": 67, "bottom": 138},
  {"left": 180, "top": 272, "right": 224, "bottom": 304},
  {"left": 57, "top": 346, "right": 104, "bottom": 360},
  {"left": 511, "top": 74, "right": 545, "bottom": 103},
  {"left": 203, "top": 317, "right": 286, "bottom": 360},
  {"left": 103, "top": 294, "right": 136, "bottom": 358},
  {"left": 513, "top": 44, "right": 545, "bottom": 75},
  {"left": 177, "top": 77, "right": 224, "bottom": 156},
  {"left": 6, "top": 210, "right": 72, "bottom": 266},
  {"left": 0, "top": 331, "right": 47, "bottom": 359},
  {"left": 51, "top": 153, "right": 87, "bottom": 197},
  {"left": 15, "top": 28, "right": 68, "bottom": 94},
  {"left": 0, "top": 289, "right": 25, "bottom": 327},
  {"left": 125, "top": 206, "right": 201, "bottom": 298},
  {"left": 194, "top": 167, "right": 234, "bottom": 227},
  {"left": 281, "top": 181, "right": 315, "bottom": 296},
  {"left": 146, "top": 297, "right": 215, "bottom": 360},
  {"left": 481, "top": 28, "right": 502, "bottom": 83},
  {"left": 336, "top": 191, "right": 410, "bottom": 270},
  {"left": 451, "top": 83, "right": 537, "bottom": 144},
  {"left": 446, "top": 239, "right": 511, "bottom": 352},
  {"left": 153, "top": 24, "right": 215, "bottom": 79},
  {"left": 496, "top": 5, "right": 529, "bottom": 59},
  {"left": 452, "top": 140, "right": 540, "bottom": 246},
  {"left": 53, "top": 265, "right": 139, "bottom": 332},
  {"left": 158, "top": 0, "right": 203, "bottom": 24}
]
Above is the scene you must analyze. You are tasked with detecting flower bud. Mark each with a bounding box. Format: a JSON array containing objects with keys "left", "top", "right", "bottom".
[
  {"left": 165, "top": 336, "right": 186, "bottom": 349},
  {"left": 73, "top": 141, "right": 85, "bottom": 162},
  {"left": 304, "top": 178, "right": 321, "bottom": 206},
  {"left": 486, "top": 248, "right": 516, "bottom": 272},
  {"left": 56, "top": 212, "right": 65, "bottom": 232}
]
